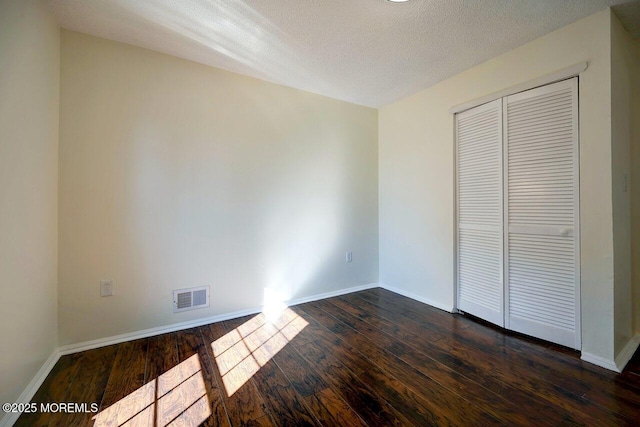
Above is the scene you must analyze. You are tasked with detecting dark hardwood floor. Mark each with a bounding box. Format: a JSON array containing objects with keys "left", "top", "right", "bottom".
[{"left": 16, "top": 288, "right": 640, "bottom": 426}]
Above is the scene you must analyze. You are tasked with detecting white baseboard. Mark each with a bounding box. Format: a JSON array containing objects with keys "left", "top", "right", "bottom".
[
  {"left": 58, "top": 282, "right": 380, "bottom": 356},
  {"left": 287, "top": 282, "right": 380, "bottom": 307},
  {"left": 581, "top": 351, "right": 620, "bottom": 372},
  {"left": 0, "top": 350, "right": 61, "bottom": 427},
  {"left": 379, "top": 282, "right": 454, "bottom": 313},
  {"left": 58, "top": 307, "right": 263, "bottom": 356},
  {"left": 581, "top": 334, "right": 640, "bottom": 373},
  {"left": 59, "top": 282, "right": 449, "bottom": 357},
  {"left": 614, "top": 334, "right": 640, "bottom": 372}
]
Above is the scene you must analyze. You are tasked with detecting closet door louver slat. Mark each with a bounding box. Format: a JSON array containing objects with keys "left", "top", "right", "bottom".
[
  {"left": 504, "top": 78, "right": 580, "bottom": 349},
  {"left": 456, "top": 99, "right": 504, "bottom": 327}
]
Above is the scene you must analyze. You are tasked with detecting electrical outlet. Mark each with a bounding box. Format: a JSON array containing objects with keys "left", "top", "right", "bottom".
[
  {"left": 346, "top": 251, "right": 353, "bottom": 263},
  {"left": 100, "top": 280, "right": 113, "bottom": 297}
]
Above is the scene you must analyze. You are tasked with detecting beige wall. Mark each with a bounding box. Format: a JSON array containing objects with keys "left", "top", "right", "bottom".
[
  {"left": 636, "top": 38, "right": 640, "bottom": 335},
  {"left": 379, "top": 10, "right": 618, "bottom": 362},
  {"left": 610, "top": 12, "right": 638, "bottom": 357},
  {"left": 58, "top": 31, "right": 378, "bottom": 345},
  {"left": 0, "top": 0, "right": 59, "bottom": 408},
  {"left": 630, "top": 38, "right": 640, "bottom": 335}
]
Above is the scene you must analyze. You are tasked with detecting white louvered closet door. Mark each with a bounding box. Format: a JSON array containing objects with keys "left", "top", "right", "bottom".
[
  {"left": 504, "top": 78, "right": 580, "bottom": 349},
  {"left": 456, "top": 99, "right": 504, "bottom": 327}
]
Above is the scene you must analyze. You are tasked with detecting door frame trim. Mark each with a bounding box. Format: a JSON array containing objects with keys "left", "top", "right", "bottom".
[{"left": 449, "top": 62, "right": 587, "bottom": 114}]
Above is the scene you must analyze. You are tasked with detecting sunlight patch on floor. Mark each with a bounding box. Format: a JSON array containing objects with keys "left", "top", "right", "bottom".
[
  {"left": 212, "top": 307, "right": 308, "bottom": 396},
  {"left": 93, "top": 354, "right": 210, "bottom": 426}
]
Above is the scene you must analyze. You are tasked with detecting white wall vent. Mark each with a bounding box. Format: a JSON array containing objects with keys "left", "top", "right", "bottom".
[{"left": 173, "top": 286, "right": 210, "bottom": 313}]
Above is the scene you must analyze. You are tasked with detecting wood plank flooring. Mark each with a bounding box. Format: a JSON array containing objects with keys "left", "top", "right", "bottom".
[{"left": 16, "top": 288, "right": 640, "bottom": 426}]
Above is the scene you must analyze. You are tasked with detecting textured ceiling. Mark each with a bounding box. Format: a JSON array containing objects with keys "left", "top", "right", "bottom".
[
  {"left": 47, "top": 0, "right": 640, "bottom": 107},
  {"left": 614, "top": 0, "right": 640, "bottom": 37}
]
